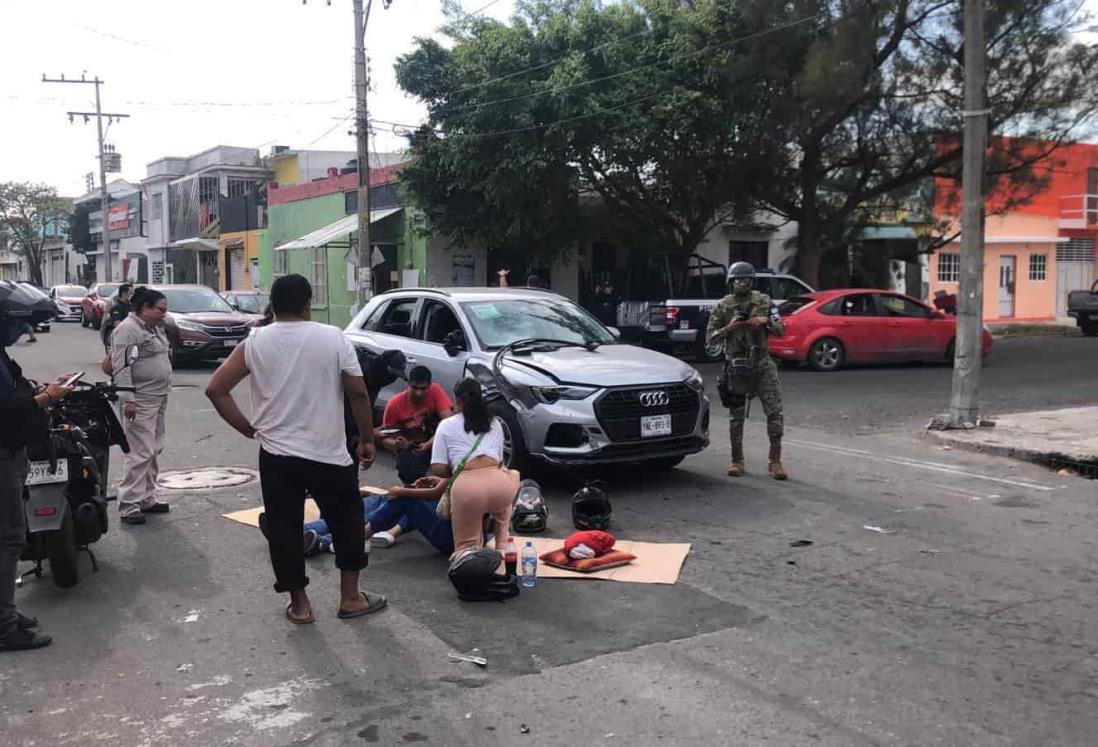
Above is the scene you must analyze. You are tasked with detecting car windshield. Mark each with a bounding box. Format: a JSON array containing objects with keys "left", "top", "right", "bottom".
[
  {"left": 98, "top": 284, "right": 121, "bottom": 297},
  {"left": 460, "top": 299, "right": 616, "bottom": 350},
  {"left": 233, "top": 293, "right": 267, "bottom": 313},
  {"left": 162, "top": 287, "right": 235, "bottom": 314},
  {"left": 56, "top": 285, "right": 85, "bottom": 296}
]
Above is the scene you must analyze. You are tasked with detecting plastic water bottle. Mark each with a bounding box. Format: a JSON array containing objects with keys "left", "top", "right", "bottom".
[{"left": 520, "top": 540, "right": 537, "bottom": 588}]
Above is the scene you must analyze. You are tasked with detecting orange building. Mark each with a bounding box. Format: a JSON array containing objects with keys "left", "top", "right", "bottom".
[{"left": 929, "top": 140, "right": 1098, "bottom": 322}]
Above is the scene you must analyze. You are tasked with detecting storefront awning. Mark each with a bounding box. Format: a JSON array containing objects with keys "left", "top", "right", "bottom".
[
  {"left": 275, "top": 207, "right": 402, "bottom": 251},
  {"left": 171, "top": 237, "right": 219, "bottom": 251},
  {"left": 220, "top": 237, "right": 245, "bottom": 249}
]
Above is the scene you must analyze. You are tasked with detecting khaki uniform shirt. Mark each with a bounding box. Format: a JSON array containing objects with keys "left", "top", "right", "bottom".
[{"left": 110, "top": 316, "right": 172, "bottom": 402}]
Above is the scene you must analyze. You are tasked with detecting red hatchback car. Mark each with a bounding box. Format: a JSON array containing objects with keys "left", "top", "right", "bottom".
[{"left": 770, "top": 289, "right": 992, "bottom": 372}]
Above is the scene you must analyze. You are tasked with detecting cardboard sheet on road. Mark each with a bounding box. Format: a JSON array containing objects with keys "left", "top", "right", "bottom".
[
  {"left": 222, "top": 487, "right": 388, "bottom": 528},
  {"left": 224, "top": 494, "right": 690, "bottom": 584},
  {"left": 523, "top": 536, "right": 690, "bottom": 585}
]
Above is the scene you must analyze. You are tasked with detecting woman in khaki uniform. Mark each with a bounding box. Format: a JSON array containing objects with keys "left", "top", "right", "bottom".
[{"left": 110, "top": 288, "right": 172, "bottom": 526}]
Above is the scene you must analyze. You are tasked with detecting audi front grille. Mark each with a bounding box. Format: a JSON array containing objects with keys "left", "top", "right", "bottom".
[{"left": 593, "top": 383, "right": 700, "bottom": 442}]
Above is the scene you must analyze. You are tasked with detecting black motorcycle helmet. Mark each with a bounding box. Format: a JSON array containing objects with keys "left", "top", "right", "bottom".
[
  {"left": 0, "top": 281, "right": 58, "bottom": 346},
  {"left": 448, "top": 548, "right": 520, "bottom": 601},
  {"left": 572, "top": 481, "right": 612, "bottom": 530},
  {"left": 511, "top": 478, "right": 548, "bottom": 534},
  {"left": 727, "top": 261, "right": 756, "bottom": 292}
]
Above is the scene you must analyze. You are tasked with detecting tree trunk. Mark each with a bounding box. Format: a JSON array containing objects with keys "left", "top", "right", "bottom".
[{"left": 796, "top": 148, "right": 823, "bottom": 288}]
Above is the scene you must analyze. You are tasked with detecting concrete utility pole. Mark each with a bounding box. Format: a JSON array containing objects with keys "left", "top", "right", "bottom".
[
  {"left": 353, "top": 0, "right": 373, "bottom": 308},
  {"left": 43, "top": 73, "right": 129, "bottom": 283},
  {"left": 948, "top": 0, "right": 988, "bottom": 427}
]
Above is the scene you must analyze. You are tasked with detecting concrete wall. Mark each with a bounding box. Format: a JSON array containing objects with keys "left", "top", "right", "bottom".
[{"left": 426, "top": 238, "right": 488, "bottom": 289}]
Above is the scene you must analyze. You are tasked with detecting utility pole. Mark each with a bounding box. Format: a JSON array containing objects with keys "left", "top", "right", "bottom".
[
  {"left": 308, "top": 0, "right": 393, "bottom": 307},
  {"left": 43, "top": 73, "right": 129, "bottom": 283},
  {"left": 948, "top": 0, "right": 988, "bottom": 427},
  {"left": 353, "top": 0, "right": 373, "bottom": 308}
]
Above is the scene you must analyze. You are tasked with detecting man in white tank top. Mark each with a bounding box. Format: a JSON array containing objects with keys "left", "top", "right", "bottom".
[{"left": 206, "top": 274, "right": 386, "bottom": 623}]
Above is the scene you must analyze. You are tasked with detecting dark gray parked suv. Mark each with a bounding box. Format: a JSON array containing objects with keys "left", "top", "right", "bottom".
[{"left": 345, "top": 287, "right": 710, "bottom": 470}]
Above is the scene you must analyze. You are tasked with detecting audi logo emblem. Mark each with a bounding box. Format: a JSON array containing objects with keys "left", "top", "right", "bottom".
[{"left": 639, "top": 390, "right": 669, "bottom": 407}]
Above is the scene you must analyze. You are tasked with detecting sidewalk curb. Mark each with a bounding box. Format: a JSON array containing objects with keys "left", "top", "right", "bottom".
[{"left": 925, "top": 428, "right": 1096, "bottom": 477}]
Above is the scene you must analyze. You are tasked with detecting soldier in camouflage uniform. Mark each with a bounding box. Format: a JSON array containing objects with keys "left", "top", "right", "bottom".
[{"left": 705, "top": 262, "right": 788, "bottom": 480}]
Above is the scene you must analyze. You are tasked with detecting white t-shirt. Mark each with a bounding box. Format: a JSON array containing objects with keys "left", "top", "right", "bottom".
[
  {"left": 430, "top": 413, "right": 504, "bottom": 468},
  {"left": 244, "top": 321, "right": 362, "bottom": 466}
]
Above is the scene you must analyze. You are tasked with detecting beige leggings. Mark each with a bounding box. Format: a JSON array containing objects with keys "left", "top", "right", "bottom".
[{"left": 449, "top": 466, "right": 518, "bottom": 557}]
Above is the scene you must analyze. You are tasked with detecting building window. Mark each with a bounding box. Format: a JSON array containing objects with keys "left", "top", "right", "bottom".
[
  {"left": 938, "top": 252, "right": 960, "bottom": 282},
  {"left": 310, "top": 247, "right": 328, "bottom": 307},
  {"left": 149, "top": 192, "right": 163, "bottom": 220},
  {"left": 1028, "top": 253, "right": 1047, "bottom": 281},
  {"left": 227, "top": 178, "right": 256, "bottom": 199},
  {"left": 272, "top": 247, "right": 287, "bottom": 276}
]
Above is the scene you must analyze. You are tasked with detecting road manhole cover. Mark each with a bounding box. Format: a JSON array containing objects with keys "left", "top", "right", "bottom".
[{"left": 157, "top": 467, "right": 258, "bottom": 490}]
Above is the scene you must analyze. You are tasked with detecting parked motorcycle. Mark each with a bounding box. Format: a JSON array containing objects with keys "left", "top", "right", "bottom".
[{"left": 19, "top": 377, "right": 132, "bottom": 588}]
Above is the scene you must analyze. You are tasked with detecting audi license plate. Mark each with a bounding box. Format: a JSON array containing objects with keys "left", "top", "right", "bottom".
[
  {"left": 26, "top": 460, "right": 68, "bottom": 486},
  {"left": 223, "top": 339, "right": 239, "bottom": 348},
  {"left": 640, "top": 414, "right": 672, "bottom": 438}
]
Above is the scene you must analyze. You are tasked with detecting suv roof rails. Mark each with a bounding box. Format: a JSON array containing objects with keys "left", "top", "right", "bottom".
[{"left": 378, "top": 287, "right": 452, "bottom": 297}]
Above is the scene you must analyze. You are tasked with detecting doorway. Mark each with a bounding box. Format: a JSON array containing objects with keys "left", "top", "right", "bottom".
[{"left": 998, "top": 255, "right": 1016, "bottom": 318}]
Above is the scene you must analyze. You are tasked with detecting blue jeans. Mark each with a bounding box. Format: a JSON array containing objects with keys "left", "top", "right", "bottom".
[{"left": 305, "top": 494, "right": 453, "bottom": 555}]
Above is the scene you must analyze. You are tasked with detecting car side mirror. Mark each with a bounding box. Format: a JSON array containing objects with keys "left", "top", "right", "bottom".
[
  {"left": 607, "top": 326, "right": 622, "bottom": 339},
  {"left": 443, "top": 329, "right": 467, "bottom": 357}
]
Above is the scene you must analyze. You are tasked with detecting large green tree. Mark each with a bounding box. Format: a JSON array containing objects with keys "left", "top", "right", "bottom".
[
  {"left": 394, "top": 0, "right": 783, "bottom": 262},
  {"left": 395, "top": 0, "right": 1096, "bottom": 287},
  {"left": 748, "top": 0, "right": 1098, "bottom": 286},
  {"left": 0, "top": 182, "right": 70, "bottom": 287}
]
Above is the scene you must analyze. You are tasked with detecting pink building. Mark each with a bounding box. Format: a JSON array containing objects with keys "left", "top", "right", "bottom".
[{"left": 929, "top": 141, "right": 1098, "bottom": 322}]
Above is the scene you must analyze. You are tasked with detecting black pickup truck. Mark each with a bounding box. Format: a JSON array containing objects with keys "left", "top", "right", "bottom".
[{"left": 1067, "top": 279, "right": 1098, "bottom": 336}]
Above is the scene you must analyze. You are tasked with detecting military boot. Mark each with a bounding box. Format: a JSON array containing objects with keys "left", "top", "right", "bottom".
[
  {"left": 768, "top": 440, "right": 788, "bottom": 480},
  {"left": 726, "top": 426, "right": 746, "bottom": 477}
]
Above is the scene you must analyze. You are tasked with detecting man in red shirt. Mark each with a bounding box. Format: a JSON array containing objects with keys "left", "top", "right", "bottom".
[{"left": 380, "top": 365, "right": 453, "bottom": 485}]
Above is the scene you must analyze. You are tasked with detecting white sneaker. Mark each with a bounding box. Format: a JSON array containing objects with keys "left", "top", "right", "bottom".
[{"left": 370, "top": 531, "right": 396, "bottom": 548}]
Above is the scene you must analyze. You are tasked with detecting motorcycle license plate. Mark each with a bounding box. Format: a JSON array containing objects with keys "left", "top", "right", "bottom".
[
  {"left": 640, "top": 414, "right": 673, "bottom": 438},
  {"left": 223, "top": 339, "right": 239, "bottom": 348},
  {"left": 25, "top": 460, "right": 68, "bottom": 486}
]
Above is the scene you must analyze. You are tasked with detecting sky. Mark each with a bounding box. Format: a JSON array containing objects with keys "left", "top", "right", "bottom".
[
  {"left": 0, "top": 0, "right": 1095, "bottom": 199},
  {"left": 0, "top": 0, "right": 516, "bottom": 197}
]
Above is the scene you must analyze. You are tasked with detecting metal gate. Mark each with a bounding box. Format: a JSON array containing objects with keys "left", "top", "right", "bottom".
[
  {"left": 228, "top": 248, "right": 246, "bottom": 290},
  {"left": 1056, "top": 239, "right": 1096, "bottom": 317}
]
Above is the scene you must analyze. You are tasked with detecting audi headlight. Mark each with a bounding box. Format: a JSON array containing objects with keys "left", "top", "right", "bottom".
[
  {"left": 531, "top": 385, "right": 598, "bottom": 404},
  {"left": 685, "top": 370, "right": 705, "bottom": 392}
]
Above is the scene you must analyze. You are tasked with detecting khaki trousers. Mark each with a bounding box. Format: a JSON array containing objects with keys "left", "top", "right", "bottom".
[{"left": 118, "top": 396, "right": 168, "bottom": 517}]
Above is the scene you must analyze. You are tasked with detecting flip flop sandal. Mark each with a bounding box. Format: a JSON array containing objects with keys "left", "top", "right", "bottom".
[
  {"left": 337, "top": 591, "right": 388, "bottom": 619},
  {"left": 285, "top": 604, "right": 315, "bottom": 625}
]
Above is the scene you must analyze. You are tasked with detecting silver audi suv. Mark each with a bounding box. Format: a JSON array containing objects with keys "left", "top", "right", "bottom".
[{"left": 345, "top": 287, "right": 710, "bottom": 470}]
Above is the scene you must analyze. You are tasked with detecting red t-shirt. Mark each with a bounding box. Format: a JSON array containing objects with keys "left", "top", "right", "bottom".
[{"left": 382, "top": 383, "right": 452, "bottom": 429}]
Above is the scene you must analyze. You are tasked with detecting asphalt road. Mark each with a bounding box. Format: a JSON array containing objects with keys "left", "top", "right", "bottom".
[
  {"left": 3, "top": 323, "right": 1097, "bottom": 746},
  {"left": 696, "top": 331, "right": 1098, "bottom": 436}
]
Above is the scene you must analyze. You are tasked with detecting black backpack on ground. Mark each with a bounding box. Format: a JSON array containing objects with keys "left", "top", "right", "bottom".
[{"left": 448, "top": 548, "right": 520, "bottom": 602}]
